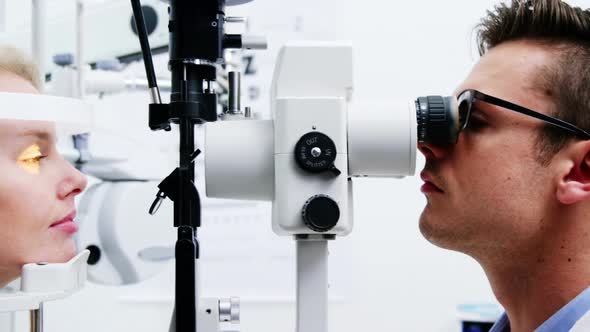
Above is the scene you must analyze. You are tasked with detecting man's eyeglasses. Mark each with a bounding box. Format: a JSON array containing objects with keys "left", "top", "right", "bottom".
[{"left": 457, "top": 89, "right": 590, "bottom": 139}]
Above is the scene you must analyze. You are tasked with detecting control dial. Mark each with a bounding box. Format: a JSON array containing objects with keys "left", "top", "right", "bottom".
[
  {"left": 294, "top": 132, "right": 341, "bottom": 175},
  {"left": 302, "top": 195, "right": 340, "bottom": 233}
]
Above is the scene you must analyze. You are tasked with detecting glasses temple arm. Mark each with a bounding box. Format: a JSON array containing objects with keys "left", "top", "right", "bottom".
[{"left": 475, "top": 92, "right": 590, "bottom": 139}]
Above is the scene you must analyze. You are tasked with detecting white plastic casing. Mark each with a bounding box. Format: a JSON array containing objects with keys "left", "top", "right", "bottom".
[
  {"left": 272, "top": 98, "right": 350, "bottom": 236},
  {"left": 21, "top": 251, "right": 89, "bottom": 294},
  {"left": 205, "top": 43, "right": 354, "bottom": 236},
  {"left": 270, "top": 42, "right": 353, "bottom": 111},
  {"left": 0, "top": 250, "right": 90, "bottom": 312},
  {"left": 270, "top": 42, "right": 353, "bottom": 236},
  {"left": 205, "top": 120, "right": 274, "bottom": 201},
  {"left": 204, "top": 42, "right": 417, "bottom": 237},
  {"left": 348, "top": 100, "right": 417, "bottom": 177}
]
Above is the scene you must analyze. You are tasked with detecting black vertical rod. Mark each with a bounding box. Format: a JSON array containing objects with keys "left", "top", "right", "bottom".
[
  {"left": 129, "top": 0, "right": 158, "bottom": 89},
  {"left": 132, "top": 1, "right": 231, "bottom": 331},
  {"left": 176, "top": 226, "right": 196, "bottom": 332},
  {"left": 175, "top": 67, "right": 198, "bottom": 331}
]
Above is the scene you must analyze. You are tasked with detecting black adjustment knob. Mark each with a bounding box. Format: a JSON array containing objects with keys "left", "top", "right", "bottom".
[
  {"left": 302, "top": 195, "right": 340, "bottom": 233},
  {"left": 85, "top": 245, "right": 102, "bottom": 265},
  {"left": 295, "top": 132, "right": 340, "bottom": 175}
]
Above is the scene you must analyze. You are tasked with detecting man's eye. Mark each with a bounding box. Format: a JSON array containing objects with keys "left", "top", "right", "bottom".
[{"left": 467, "top": 118, "right": 487, "bottom": 130}]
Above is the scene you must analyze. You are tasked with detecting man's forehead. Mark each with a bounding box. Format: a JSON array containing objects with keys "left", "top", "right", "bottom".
[{"left": 455, "top": 40, "right": 555, "bottom": 102}]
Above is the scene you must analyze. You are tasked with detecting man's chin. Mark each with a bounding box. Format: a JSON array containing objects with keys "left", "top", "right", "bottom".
[{"left": 419, "top": 212, "right": 462, "bottom": 251}]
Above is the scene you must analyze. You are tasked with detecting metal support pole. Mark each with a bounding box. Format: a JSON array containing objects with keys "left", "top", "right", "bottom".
[
  {"left": 296, "top": 239, "right": 328, "bottom": 332},
  {"left": 228, "top": 71, "right": 241, "bottom": 114},
  {"left": 29, "top": 303, "right": 43, "bottom": 332},
  {"left": 31, "top": 0, "right": 46, "bottom": 88},
  {"left": 76, "top": 0, "right": 86, "bottom": 99}
]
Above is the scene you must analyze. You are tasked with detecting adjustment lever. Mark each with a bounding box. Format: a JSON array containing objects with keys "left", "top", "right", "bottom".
[
  {"left": 149, "top": 168, "right": 180, "bottom": 215},
  {"left": 148, "top": 149, "right": 201, "bottom": 215},
  {"left": 149, "top": 191, "right": 167, "bottom": 215}
]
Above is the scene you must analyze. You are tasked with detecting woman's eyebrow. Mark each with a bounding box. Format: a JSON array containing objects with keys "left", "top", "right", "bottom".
[{"left": 17, "top": 129, "right": 53, "bottom": 142}]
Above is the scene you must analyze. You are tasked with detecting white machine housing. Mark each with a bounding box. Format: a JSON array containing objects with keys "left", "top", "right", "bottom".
[
  {"left": 205, "top": 42, "right": 417, "bottom": 236},
  {"left": 271, "top": 42, "right": 353, "bottom": 235}
]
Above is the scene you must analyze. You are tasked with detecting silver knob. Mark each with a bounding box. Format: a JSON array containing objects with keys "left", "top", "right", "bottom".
[
  {"left": 219, "top": 297, "right": 240, "bottom": 323},
  {"left": 225, "top": 16, "right": 246, "bottom": 23},
  {"left": 241, "top": 35, "right": 268, "bottom": 50},
  {"left": 311, "top": 147, "right": 322, "bottom": 158}
]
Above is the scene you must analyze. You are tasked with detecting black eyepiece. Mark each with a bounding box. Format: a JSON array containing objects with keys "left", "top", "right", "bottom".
[{"left": 416, "top": 95, "right": 459, "bottom": 144}]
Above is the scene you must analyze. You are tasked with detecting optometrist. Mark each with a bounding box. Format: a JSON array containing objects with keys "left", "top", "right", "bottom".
[
  {"left": 417, "top": 1, "right": 590, "bottom": 331},
  {"left": 0, "top": 46, "right": 88, "bottom": 288}
]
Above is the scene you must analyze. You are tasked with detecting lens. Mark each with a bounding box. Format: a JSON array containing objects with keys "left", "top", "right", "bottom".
[
  {"left": 457, "top": 90, "right": 473, "bottom": 130},
  {"left": 415, "top": 95, "right": 460, "bottom": 144}
]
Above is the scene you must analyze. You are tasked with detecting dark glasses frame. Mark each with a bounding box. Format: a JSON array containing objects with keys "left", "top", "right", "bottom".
[{"left": 458, "top": 89, "right": 590, "bottom": 139}]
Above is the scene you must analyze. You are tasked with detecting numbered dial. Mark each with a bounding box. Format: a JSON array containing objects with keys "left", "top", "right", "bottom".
[
  {"left": 302, "top": 195, "right": 340, "bottom": 233},
  {"left": 294, "top": 132, "right": 341, "bottom": 175}
]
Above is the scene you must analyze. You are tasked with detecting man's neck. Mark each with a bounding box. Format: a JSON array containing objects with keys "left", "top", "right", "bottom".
[
  {"left": 485, "top": 262, "right": 587, "bottom": 332},
  {"left": 477, "top": 211, "right": 590, "bottom": 332}
]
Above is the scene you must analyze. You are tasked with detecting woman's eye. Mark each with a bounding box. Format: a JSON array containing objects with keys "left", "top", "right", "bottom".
[
  {"left": 17, "top": 144, "right": 46, "bottom": 174},
  {"left": 22, "top": 156, "right": 45, "bottom": 164}
]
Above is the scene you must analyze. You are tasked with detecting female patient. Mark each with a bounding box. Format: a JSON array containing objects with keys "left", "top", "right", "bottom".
[{"left": 0, "top": 46, "right": 87, "bottom": 287}]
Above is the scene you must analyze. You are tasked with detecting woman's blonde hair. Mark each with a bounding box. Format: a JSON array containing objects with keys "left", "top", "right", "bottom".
[{"left": 0, "top": 45, "right": 41, "bottom": 90}]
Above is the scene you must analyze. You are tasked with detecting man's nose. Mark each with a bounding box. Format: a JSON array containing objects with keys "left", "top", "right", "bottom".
[
  {"left": 417, "top": 141, "right": 451, "bottom": 160},
  {"left": 57, "top": 159, "right": 88, "bottom": 200}
]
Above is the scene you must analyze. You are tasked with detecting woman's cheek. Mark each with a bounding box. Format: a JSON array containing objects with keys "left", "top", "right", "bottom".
[{"left": 17, "top": 159, "right": 40, "bottom": 174}]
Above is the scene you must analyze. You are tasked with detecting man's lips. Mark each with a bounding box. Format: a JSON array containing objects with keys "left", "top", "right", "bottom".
[
  {"left": 50, "top": 210, "right": 78, "bottom": 234},
  {"left": 420, "top": 171, "right": 444, "bottom": 193}
]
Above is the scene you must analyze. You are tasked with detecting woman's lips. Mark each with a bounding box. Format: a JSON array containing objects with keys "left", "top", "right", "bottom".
[{"left": 50, "top": 210, "right": 78, "bottom": 234}]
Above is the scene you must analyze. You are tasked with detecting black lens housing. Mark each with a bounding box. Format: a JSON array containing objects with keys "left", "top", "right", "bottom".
[{"left": 416, "top": 95, "right": 459, "bottom": 144}]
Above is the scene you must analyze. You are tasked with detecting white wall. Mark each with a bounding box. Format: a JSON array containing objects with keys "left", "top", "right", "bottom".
[{"left": 1, "top": 1, "right": 516, "bottom": 331}]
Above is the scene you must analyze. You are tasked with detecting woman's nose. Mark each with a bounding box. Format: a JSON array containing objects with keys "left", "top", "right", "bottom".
[{"left": 57, "top": 160, "right": 88, "bottom": 200}]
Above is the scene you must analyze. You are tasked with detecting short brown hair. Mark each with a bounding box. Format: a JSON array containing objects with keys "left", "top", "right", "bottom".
[
  {"left": 0, "top": 46, "right": 41, "bottom": 91},
  {"left": 476, "top": 0, "right": 590, "bottom": 164}
]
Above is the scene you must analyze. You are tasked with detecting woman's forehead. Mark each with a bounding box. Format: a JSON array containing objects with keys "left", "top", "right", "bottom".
[{"left": 0, "top": 120, "right": 56, "bottom": 142}]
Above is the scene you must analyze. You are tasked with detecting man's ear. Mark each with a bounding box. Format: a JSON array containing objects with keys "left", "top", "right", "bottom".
[{"left": 557, "top": 141, "right": 590, "bottom": 205}]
